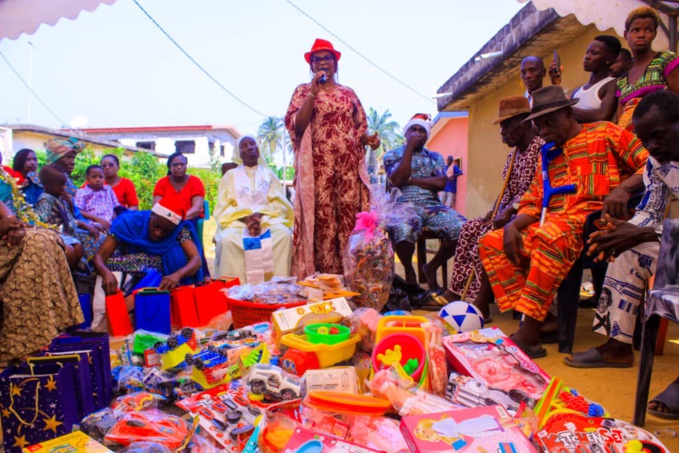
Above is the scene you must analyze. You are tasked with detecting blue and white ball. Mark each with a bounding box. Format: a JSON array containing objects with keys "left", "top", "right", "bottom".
[{"left": 439, "top": 301, "right": 485, "bottom": 333}]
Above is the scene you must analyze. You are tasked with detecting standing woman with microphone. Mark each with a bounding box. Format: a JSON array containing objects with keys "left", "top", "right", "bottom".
[{"left": 285, "top": 39, "right": 380, "bottom": 277}]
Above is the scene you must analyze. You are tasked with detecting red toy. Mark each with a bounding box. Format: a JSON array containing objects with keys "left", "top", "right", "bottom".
[{"left": 104, "top": 411, "right": 190, "bottom": 450}]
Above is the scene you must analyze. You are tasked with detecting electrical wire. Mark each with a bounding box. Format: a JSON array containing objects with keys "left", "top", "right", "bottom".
[
  {"left": 132, "top": 0, "right": 268, "bottom": 117},
  {"left": 0, "top": 51, "right": 68, "bottom": 126},
  {"left": 285, "top": 0, "right": 434, "bottom": 104}
]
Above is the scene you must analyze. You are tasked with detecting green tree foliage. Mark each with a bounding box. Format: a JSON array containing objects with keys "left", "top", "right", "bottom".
[
  {"left": 257, "top": 116, "right": 284, "bottom": 165},
  {"left": 366, "top": 107, "right": 404, "bottom": 158}
]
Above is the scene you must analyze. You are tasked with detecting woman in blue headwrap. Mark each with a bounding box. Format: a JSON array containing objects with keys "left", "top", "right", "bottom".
[{"left": 91, "top": 199, "right": 204, "bottom": 295}]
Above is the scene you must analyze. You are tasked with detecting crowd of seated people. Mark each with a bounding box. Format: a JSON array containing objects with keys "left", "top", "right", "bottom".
[{"left": 1, "top": 13, "right": 679, "bottom": 419}]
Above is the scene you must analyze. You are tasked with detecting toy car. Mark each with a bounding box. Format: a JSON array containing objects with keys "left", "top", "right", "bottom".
[
  {"left": 246, "top": 363, "right": 301, "bottom": 401},
  {"left": 447, "top": 374, "right": 533, "bottom": 411},
  {"left": 104, "top": 412, "right": 190, "bottom": 450},
  {"left": 153, "top": 328, "right": 197, "bottom": 354}
]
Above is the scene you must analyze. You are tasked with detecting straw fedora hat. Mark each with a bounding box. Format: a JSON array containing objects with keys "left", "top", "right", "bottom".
[
  {"left": 491, "top": 96, "right": 532, "bottom": 124},
  {"left": 524, "top": 86, "right": 579, "bottom": 122}
]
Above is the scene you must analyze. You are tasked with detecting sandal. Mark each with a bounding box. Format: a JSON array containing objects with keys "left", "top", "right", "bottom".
[
  {"left": 564, "top": 347, "right": 633, "bottom": 368},
  {"left": 648, "top": 383, "right": 679, "bottom": 420}
]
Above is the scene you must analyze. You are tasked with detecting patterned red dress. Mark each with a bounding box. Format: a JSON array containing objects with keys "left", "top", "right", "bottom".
[{"left": 285, "top": 83, "right": 370, "bottom": 277}]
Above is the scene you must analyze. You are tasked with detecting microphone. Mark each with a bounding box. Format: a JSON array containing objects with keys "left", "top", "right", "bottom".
[{"left": 319, "top": 69, "right": 327, "bottom": 84}]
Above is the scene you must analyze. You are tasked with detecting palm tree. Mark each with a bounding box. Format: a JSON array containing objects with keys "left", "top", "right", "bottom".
[
  {"left": 367, "top": 108, "right": 404, "bottom": 157},
  {"left": 366, "top": 108, "right": 404, "bottom": 181},
  {"left": 257, "top": 116, "right": 284, "bottom": 164}
]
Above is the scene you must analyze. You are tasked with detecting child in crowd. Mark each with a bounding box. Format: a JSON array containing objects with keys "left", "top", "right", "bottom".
[
  {"left": 76, "top": 164, "right": 120, "bottom": 229},
  {"left": 34, "top": 164, "right": 85, "bottom": 269}
]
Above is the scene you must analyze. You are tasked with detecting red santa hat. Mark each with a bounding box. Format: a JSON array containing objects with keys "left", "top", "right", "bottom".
[{"left": 403, "top": 113, "right": 432, "bottom": 138}]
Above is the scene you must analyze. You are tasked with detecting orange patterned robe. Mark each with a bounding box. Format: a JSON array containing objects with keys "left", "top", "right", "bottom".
[{"left": 478, "top": 122, "right": 648, "bottom": 321}]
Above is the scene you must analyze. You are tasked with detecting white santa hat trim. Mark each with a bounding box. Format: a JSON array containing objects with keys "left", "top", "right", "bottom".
[
  {"left": 403, "top": 117, "right": 432, "bottom": 139},
  {"left": 151, "top": 203, "right": 182, "bottom": 225}
]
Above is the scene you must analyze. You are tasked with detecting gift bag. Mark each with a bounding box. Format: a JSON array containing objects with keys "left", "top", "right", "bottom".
[
  {"left": 105, "top": 291, "right": 133, "bottom": 337},
  {"left": 134, "top": 288, "right": 171, "bottom": 334},
  {"left": 243, "top": 228, "right": 274, "bottom": 284},
  {"left": 0, "top": 362, "right": 79, "bottom": 453},
  {"left": 29, "top": 354, "right": 95, "bottom": 420},
  {"left": 194, "top": 280, "right": 230, "bottom": 326},
  {"left": 50, "top": 331, "right": 113, "bottom": 409},
  {"left": 343, "top": 211, "right": 394, "bottom": 311},
  {"left": 170, "top": 285, "right": 200, "bottom": 329}
]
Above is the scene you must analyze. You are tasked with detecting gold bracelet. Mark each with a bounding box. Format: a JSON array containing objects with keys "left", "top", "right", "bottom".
[{"left": 309, "top": 92, "right": 316, "bottom": 98}]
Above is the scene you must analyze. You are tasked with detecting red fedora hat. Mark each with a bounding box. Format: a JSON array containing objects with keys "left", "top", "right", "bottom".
[{"left": 304, "top": 38, "right": 341, "bottom": 64}]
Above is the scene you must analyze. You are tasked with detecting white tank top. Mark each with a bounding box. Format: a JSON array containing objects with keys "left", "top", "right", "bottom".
[{"left": 572, "top": 77, "right": 616, "bottom": 110}]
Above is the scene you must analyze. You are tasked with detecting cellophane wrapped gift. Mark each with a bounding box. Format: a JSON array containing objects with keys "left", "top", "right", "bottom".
[{"left": 343, "top": 186, "right": 413, "bottom": 311}]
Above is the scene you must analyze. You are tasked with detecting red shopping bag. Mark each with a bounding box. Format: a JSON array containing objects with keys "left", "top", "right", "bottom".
[
  {"left": 170, "top": 286, "right": 200, "bottom": 328},
  {"left": 194, "top": 280, "right": 234, "bottom": 326},
  {"left": 105, "top": 292, "right": 133, "bottom": 336}
]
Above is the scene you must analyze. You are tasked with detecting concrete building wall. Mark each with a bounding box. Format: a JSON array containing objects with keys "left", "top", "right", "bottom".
[
  {"left": 464, "top": 25, "right": 620, "bottom": 219},
  {"left": 427, "top": 116, "right": 469, "bottom": 216}
]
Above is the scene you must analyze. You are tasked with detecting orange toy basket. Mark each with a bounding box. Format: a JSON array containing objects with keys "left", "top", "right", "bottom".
[{"left": 227, "top": 298, "right": 306, "bottom": 328}]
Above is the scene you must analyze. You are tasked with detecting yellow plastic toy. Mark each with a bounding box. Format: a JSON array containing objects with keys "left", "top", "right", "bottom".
[
  {"left": 377, "top": 345, "right": 402, "bottom": 366},
  {"left": 375, "top": 315, "right": 428, "bottom": 344}
]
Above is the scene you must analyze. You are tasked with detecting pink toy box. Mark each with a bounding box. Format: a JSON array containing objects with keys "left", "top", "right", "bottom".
[
  {"left": 442, "top": 327, "right": 549, "bottom": 402},
  {"left": 399, "top": 405, "right": 536, "bottom": 453},
  {"left": 283, "top": 426, "right": 385, "bottom": 453}
]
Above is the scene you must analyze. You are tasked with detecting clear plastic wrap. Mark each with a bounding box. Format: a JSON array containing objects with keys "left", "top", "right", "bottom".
[
  {"left": 119, "top": 442, "right": 171, "bottom": 453},
  {"left": 342, "top": 211, "right": 394, "bottom": 311},
  {"left": 342, "top": 307, "right": 381, "bottom": 354},
  {"left": 103, "top": 410, "right": 192, "bottom": 451},
  {"left": 225, "top": 277, "right": 303, "bottom": 304},
  {"left": 79, "top": 408, "right": 124, "bottom": 443}
]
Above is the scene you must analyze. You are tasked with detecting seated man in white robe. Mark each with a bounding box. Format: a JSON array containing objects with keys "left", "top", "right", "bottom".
[{"left": 213, "top": 135, "right": 294, "bottom": 283}]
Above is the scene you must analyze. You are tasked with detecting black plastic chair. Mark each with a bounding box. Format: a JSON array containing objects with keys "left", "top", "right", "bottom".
[{"left": 633, "top": 218, "right": 679, "bottom": 427}]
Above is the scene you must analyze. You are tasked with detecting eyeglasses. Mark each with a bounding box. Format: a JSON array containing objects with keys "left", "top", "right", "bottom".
[{"left": 310, "top": 55, "right": 335, "bottom": 64}]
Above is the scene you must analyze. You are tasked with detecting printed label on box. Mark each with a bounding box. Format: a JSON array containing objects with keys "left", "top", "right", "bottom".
[{"left": 304, "top": 367, "right": 358, "bottom": 393}]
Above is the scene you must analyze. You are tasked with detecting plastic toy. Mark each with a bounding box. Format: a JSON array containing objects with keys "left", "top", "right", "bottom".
[
  {"left": 424, "top": 321, "right": 447, "bottom": 397},
  {"left": 442, "top": 327, "right": 549, "bottom": 401},
  {"left": 446, "top": 372, "right": 533, "bottom": 412},
  {"left": 372, "top": 333, "right": 425, "bottom": 382},
  {"left": 304, "top": 390, "right": 391, "bottom": 416},
  {"left": 304, "top": 323, "right": 350, "bottom": 344},
  {"left": 370, "top": 368, "right": 457, "bottom": 416},
  {"left": 438, "top": 301, "right": 484, "bottom": 333},
  {"left": 271, "top": 297, "right": 354, "bottom": 346},
  {"left": 343, "top": 307, "right": 381, "bottom": 354},
  {"left": 246, "top": 363, "right": 302, "bottom": 402},
  {"left": 186, "top": 347, "right": 244, "bottom": 389},
  {"left": 153, "top": 327, "right": 200, "bottom": 370},
  {"left": 400, "top": 406, "right": 538, "bottom": 453},
  {"left": 103, "top": 411, "right": 190, "bottom": 451},
  {"left": 375, "top": 315, "right": 428, "bottom": 344},
  {"left": 279, "top": 331, "right": 361, "bottom": 376}
]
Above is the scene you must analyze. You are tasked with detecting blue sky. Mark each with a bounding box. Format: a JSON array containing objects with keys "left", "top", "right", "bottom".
[{"left": 0, "top": 0, "right": 524, "bottom": 134}]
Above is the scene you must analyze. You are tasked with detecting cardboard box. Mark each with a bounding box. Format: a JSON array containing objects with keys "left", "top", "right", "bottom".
[
  {"left": 271, "top": 297, "right": 353, "bottom": 346},
  {"left": 400, "top": 406, "right": 536, "bottom": 453},
  {"left": 442, "top": 327, "right": 549, "bottom": 401},
  {"left": 283, "top": 426, "right": 385, "bottom": 453},
  {"left": 24, "top": 431, "right": 112, "bottom": 453},
  {"left": 303, "top": 367, "right": 359, "bottom": 393}
]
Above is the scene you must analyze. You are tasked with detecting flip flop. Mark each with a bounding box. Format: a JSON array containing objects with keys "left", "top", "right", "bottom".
[
  {"left": 510, "top": 336, "right": 547, "bottom": 359},
  {"left": 648, "top": 383, "right": 679, "bottom": 420},
  {"left": 563, "top": 347, "right": 633, "bottom": 368}
]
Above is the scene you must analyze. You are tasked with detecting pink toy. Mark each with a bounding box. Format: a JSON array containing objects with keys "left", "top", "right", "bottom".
[
  {"left": 372, "top": 333, "right": 426, "bottom": 381},
  {"left": 400, "top": 406, "right": 537, "bottom": 453},
  {"left": 344, "top": 307, "right": 381, "bottom": 353},
  {"left": 370, "top": 368, "right": 458, "bottom": 416},
  {"left": 443, "top": 327, "right": 549, "bottom": 401},
  {"left": 423, "top": 322, "right": 447, "bottom": 397}
]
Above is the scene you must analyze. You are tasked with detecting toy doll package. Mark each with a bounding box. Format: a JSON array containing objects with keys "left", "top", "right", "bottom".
[
  {"left": 442, "top": 327, "right": 549, "bottom": 402},
  {"left": 399, "top": 405, "right": 537, "bottom": 453}
]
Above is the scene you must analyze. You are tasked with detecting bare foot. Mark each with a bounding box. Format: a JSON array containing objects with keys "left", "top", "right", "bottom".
[
  {"left": 423, "top": 264, "right": 441, "bottom": 292},
  {"left": 539, "top": 312, "right": 558, "bottom": 334}
]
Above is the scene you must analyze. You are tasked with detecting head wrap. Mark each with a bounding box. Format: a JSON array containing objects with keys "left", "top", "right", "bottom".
[
  {"left": 151, "top": 198, "right": 184, "bottom": 225},
  {"left": 233, "top": 134, "right": 268, "bottom": 167},
  {"left": 45, "top": 137, "right": 85, "bottom": 164},
  {"left": 403, "top": 113, "right": 433, "bottom": 139}
]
